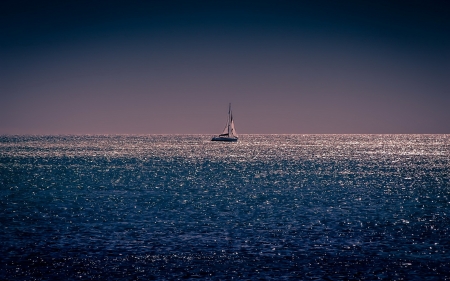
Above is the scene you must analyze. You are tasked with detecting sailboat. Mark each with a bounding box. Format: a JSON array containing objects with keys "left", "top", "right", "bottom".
[{"left": 211, "top": 103, "right": 238, "bottom": 142}]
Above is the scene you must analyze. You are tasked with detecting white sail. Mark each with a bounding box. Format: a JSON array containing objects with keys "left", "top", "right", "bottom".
[
  {"left": 230, "top": 117, "right": 237, "bottom": 137},
  {"left": 220, "top": 122, "right": 229, "bottom": 136},
  {"left": 212, "top": 103, "right": 238, "bottom": 142}
]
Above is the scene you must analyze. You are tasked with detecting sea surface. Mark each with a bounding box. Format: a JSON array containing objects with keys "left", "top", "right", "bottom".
[{"left": 1, "top": 135, "right": 449, "bottom": 280}]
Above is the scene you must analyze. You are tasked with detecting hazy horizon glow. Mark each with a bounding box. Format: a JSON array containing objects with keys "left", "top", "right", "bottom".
[{"left": 1, "top": 1, "right": 449, "bottom": 134}]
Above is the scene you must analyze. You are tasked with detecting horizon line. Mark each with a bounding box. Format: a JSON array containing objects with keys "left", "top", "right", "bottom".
[{"left": 1, "top": 133, "right": 448, "bottom": 136}]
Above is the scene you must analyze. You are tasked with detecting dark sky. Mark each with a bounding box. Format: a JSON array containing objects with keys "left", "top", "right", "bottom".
[{"left": 1, "top": 0, "right": 449, "bottom": 134}]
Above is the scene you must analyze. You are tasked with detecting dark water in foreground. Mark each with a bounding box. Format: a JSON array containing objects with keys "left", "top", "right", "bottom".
[{"left": 1, "top": 135, "right": 449, "bottom": 280}]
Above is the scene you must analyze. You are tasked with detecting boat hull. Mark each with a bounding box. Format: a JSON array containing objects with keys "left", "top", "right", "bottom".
[{"left": 211, "top": 137, "right": 238, "bottom": 142}]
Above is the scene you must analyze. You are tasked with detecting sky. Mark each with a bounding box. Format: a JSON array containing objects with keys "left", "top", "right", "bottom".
[{"left": 1, "top": 0, "right": 449, "bottom": 134}]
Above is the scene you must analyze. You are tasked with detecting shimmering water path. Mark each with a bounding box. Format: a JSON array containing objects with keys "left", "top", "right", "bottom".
[{"left": 1, "top": 135, "right": 449, "bottom": 280}]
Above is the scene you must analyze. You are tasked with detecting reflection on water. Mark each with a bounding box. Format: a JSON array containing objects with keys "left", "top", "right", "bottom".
[{"left": 1, "top": 135, "right": 449, "bottom": 279}]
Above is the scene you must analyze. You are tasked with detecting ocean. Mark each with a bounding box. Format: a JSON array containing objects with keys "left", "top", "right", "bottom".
[{"left": 1, "top": 135, "right": 449, "bottom": 280}]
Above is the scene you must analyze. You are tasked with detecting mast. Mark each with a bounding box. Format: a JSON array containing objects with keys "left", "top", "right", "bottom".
[{"left": 228, "top": 103, "right": 231, "bottom": 136}]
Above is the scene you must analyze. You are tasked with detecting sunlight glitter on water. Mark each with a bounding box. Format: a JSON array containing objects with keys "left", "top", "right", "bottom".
[{"left": 1, "top": 135, "right": 449, "bottom": 280}]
